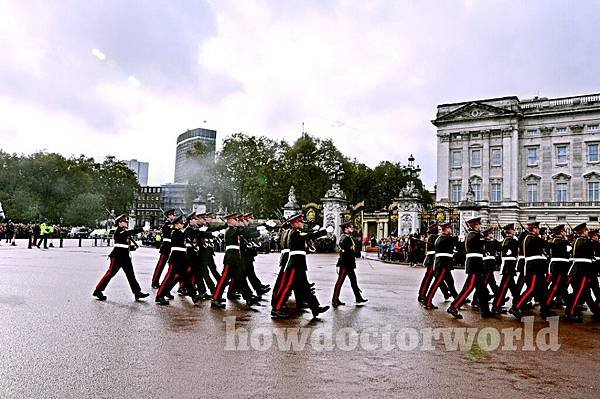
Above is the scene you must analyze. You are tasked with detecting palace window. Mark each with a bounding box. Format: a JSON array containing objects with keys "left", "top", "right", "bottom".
[
  {"left": 588, "top": 181, "right": 600, "bottom": 201},
  {"left": 556, "top": 127, "right": 567, "bottom": 133},
  {"left": 588, "top": 124, "right": 599, "bottom": 131},
  {"left": 527, "top": 183, "right": 538, "bottom": 202},
  {"left": 451, "top": 150, "right": 462, "bottom": 168},
  {"left": 556, "top": 145, "right": 568, "bottom": 165},
  {"left": 490, "top": 148, "right": 502, "bottom": 166},
  {"left": 555, "top": 182, "right": 568, "bottom": 202},
  {"left": 526, "top": 129, "right": 538, "bottom": 136},
  {"left": 472, "top": 183, "right": 481, "bottom": 201},
  {"left": 471, "top": 149, "right": 481, "bottom": 167},
  {"left": 491, "top": 182, "right": 502, "bottom": 202},
  {"left": 527, "top": 147, "right": 538, "bottom": 166},
  {"left": 451, "top": 182, "right": 462, "bottom": 202},
  {"left": 588, "top": 143, "right": 599, "bottom": 163}
]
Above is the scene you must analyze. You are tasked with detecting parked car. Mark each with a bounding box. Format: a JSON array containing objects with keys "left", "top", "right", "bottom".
[
  {"left": 89, "top": 228, "right": 108, "bottom": 238},
  {"left": 68, "top": 227, "right": 91, "bottom": 238}
]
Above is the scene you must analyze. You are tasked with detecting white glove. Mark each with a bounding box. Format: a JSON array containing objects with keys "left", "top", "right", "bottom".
[
  {"left": 566, "top": 245, "right": 572, "bottom": 252},
  {"left": 313, "top": 225, "right": 321, "bottom": 231},
  {"left": 142, "top": 225, "right": 150, "bottom": 232},
  {"left": 212, "top": 231, "right": 220, "bottom": 237},
  {"left": 326, "top": 226, "right": 335, "bottom": 234},
  {"left": 257, "top": 225, "right": 266, "bottom": 231},
  {"left": 506, "top": 249, "right": 512, "bottom": 256},
  {"left": 199, "top": 226, "right": 208, "bottom": 232},
  {"left": 266, "top": 220, "right": 277, "bottom": 228}
]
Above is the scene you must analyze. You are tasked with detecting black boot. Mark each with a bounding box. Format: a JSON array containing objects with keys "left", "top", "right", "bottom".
[
  {"left": 311, "top": 305, "right": 330, "bottom": 318},
  {"left": 271, "top": 308, "right": 289, "bottom": 319},
  {"left": 155, "top": 296, "right": 169, "bottom": 305},
  {"left": 332, "top": 299, "right": 345, "bottom": 307},
  {"left": 508, "top": 307, "right": 522, "bottom": 320},
  {"left": 447, "top": 306, "right": 463, "bottom": 319},
  {"left": 356, "top": 297, "right": 368, "bottom": 305},
  {"left": 93, "top": 290, "right": 107, "bottom": 301},
  {"left": 211, "top": 299, "right": 225, "bottom": 309},
  {"left": 135, "top": 292, "right": 150, "bottom": 301}
]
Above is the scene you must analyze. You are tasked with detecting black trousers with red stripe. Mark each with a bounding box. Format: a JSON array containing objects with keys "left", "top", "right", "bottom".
[
  {"left": 156, "top": 261, "right": 194, "bottom": 298},
  {"left": 450, "top": 272, "right": 489, "bottom": 312},
  {"left": 332, "top": 267, "right": 362, "bottom": 302},
  {"left": 274, "top": 267, "right": 319, "bottom": 311},
  {"left": 152, "top": 253, "right": 169, "bottom": 286},
  {"left": 566, "top": 272, "right": 600, "bottom": 317},
  {"left": 545, "top": 271, "right": 569, "bottom": 307},
  {"left": 425, "top": 267, "right": 457, "bottom": 306},
  {"left": 212, "top": 264, "right": 253, "bottom": 301},
  {"left": 492, "top": 272, "right": 519, "bottom": 309},
  {"left": 418, "top": 261, "right": 451, "bottom": 300},
  {"left": 513, "top": 271, "right": 550, "bottom": 312},
  {"left": 271, "top": 266, "right": 287, "bottom": 306},
  {"left": 96, "top": 255, "right": 142, "bottom": 294}
]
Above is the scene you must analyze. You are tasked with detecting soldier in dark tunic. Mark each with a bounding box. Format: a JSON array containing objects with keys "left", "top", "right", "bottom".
[
  {"left": 151, "top": 209, "right": 175, "bottom": 288},
  {"left": 482, "top": 227, "right": 501, "bottom": 300},
  {"left": 271, "top": 213, "right": 330, "bottom": 319},
  {"left": 423, "top": 222, "right": 458, "bottom": 309},
  {"left": 447, "top": 216, "right": 492, "bottom": 319},
  {"left": 491, "top": 223, "right": 519, "bottom": 314},
  {"left": 418, "top": 224, "right": 439, "bottom": 303},
  {"left": 239, "top": 213, "right": 270, "bottom": 297},
  {"left": 271, "top": 222, "right": 291, "bottom": 307},
  {"left": 331, "top": 221, "right": 368, "bottom": 307},
  {"left": 545, "top": 224, "right": 571, "bottom": 309},
  {"left": 508, "top": 222, "right": 556, "bottom": 320},
  {"left": 210, "top": 214, "right": 262, "bottom": 309},
  {"left": 194, "top": 213, "right": 224, "bottom": 297},
  {"left": 93, "top": 214, "right": 149, "bottom": 301}
]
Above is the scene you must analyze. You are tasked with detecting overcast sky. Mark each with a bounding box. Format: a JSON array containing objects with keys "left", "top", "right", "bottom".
[{"left": 1, "top": 0, "right": 600, "bottom": 188}]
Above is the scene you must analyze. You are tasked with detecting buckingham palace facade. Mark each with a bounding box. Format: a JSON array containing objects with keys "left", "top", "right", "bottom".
[{"left": 433, "top": 92, "right": 600, "bottom": 226}]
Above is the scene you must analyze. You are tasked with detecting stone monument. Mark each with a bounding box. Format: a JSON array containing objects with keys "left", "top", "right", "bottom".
[
  {"left": 282, "top": 186, "right": 301, "bottom": 219},
  {"left": 321, "top": 160, "right": 348, "bottom": 242}
]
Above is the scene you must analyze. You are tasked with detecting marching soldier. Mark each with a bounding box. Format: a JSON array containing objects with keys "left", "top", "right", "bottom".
[
  {"left": 564, "top": 223, "right": 600, "bottom": 322},
  {"left": 93, "top": 214, "right": 149, "bottom": 301},
  {"left": 210, "top": 214, "right": 262, "bottom": 309},
  {"left": 423, "top": 222, "right": 458, "bottom": 309},
  {"left": 545, "top": 224, "right": 571, "bottom": 308},
  {"left": 508, "top": 222, "right": 556, "bottom": 320},
  {"left": 447, "top": 216, "right": 492, "bottom": 319},
  {"left": 155, "top": 214, "right": 199, "bottom": 305},
  {"left": 240, "top": 213, "right": 270, "bottom": 297},
  {"left": 185, "top": 212, "right": 215, "bottom": 300},
  {"left": 491, "top": 224, "right": 519, "bottom": 314},
  {"left": 482, "top": 227, "right": 501, "bottom": 299},
  {"left": 271, "top": 213, "right": 330, "bottom": 319},
  {"left": 195, "top": 213, "right": 223, "bottom": 296},
  {"left": 151, "top": 209, "right": 175, "bottom": 288},
  {"left": 331, "top": 221, "right": 368, "bottom": 307},
  {"left": 418, "top": 224, "right": 439, "bottom": 303},
  {"left": 271, "top": 220, "right": 291, "bottom": 307}
]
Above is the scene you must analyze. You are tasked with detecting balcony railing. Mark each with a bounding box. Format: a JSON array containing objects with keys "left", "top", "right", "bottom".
[
  {"left": 521, "top": 201, "right": 600, "bottom": 207},
  {"left": 520, "top": 94, "right": 600, "bottom": 110}
]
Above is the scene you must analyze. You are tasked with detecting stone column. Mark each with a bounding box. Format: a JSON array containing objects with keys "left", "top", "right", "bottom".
[
  {"left": 322, "top": 183, "right": 348, "bottom": 243},
  {"left": 511, "top": 128, "right": 519, "bottom": 203},
  {"left": 437, "top": 134, "right": 450, "bottom": 202},
  {"left": 502, "top": 129, "right": 513, "bottom": 201}
]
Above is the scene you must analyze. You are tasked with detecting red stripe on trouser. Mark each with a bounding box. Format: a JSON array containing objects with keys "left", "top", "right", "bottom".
[
  {"left": 96, "top": 257, "right": 118, "bottom": 290},
  {"left": 568, "top": 276, "right": 587, "bottom": 316},
  {"left": 493, "top": 274, "right": 511, "bottom": 308},
  {"left": 425, "top": 268, "right": 447, "bottom": 306},
  {"left": 546, "top": 273, "right": 553, "bottom": 284},
  {"left": 274, "top": 269, "right": 286, "bottom": 299},
  {"left": 453, "top": 274, "right": 476, "bottom": 307},
  {"left": 516, "top": 274, "right": 537, "bottom": 309},
  {"left": 152, "top": 254, "right": 168, "bottom": 284},
  {"left": 418, "top": 266, "right": 434, "bottom": 297},
  {"left": 212, "top": 265, "right": 230, "bottom": 300},
  {"left": 332, "top": 268, "right": 347, "bottom": 301},
  {"left": 545, "top": 274, "right": 563, "bottom": 306},
  {"left": 156, "top": 264, "right": 176, "bottom": 297},
  {"left": 275, "top": 269, "right": 296, "bottom": 310}
]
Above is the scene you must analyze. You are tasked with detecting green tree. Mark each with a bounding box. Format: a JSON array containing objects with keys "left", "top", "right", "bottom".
[{"left": 63, "top": 193, "right": 105, "bottom": 226}]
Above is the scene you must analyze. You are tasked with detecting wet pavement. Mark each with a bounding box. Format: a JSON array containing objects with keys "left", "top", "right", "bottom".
[{"left": 1, "top": 239, "right": 600, "bottom": 398}]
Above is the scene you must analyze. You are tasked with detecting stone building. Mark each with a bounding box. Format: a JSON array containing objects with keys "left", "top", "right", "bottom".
[
  {"left": 433, "top": 93, "right": 600, "bottom": 226},
  {"left": 134, "top": 186, "right": 162, "bottom": 228},
  {"left": 174, "top": 128, "right": 216, "bottom": 184}
]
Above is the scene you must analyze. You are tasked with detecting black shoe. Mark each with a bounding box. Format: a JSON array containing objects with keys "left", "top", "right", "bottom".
[
  {"left": 151, "top": 284, "right": 160, "bottom": 289},
  {"left": 447, "top": 306, "right": 463, "bottom": 319},
  {"left": 177, "top": 287, "right": 186, "bottom": 296},
  {"left": 218, "top": 298, "right": 226, "bottom": 303},
  {"left": 164, "top": 293, "right": 174, "bottom": 300},
  {"left": 227, "top": 293, "right": 241, "bottom": 300},
  {"left": 491, "top": 306, "right": 507, "bottom": 315},
  {"left": 155, "top": 296, "right": 169, "bottom": 305},
  {"left": 192, "top": 294, "right": 201, "bottom": 304},
  {"left": 311, "top": 305, "right": 330, "bottom": 318},
  {"left": 481, "top": 310, "right": 495, "bottom": 318},
  {"left": 508, "top": 308, "right": 522, "bottom": 320},
  {"left": 258, "top": 286, "right": 271, "bottom": 295},
  {"left": 541, "top": 310, "right": 557, "bottom": 320},
  {"left": 93, "top": 290, "right": 107, "bottom": 301},
  {"left": 202, "top": 293, "right": 212, "bottom": 300},
  {"left": 356, "top": 298, "right": 368, "bottom": 305},
  {"left": 246, "top": 296, "right": 261, "bottom": 306},
  {"left": 135, "top": 292, "right": 150, "bottom": 301},
  {"left": 261, "top": 284, "right": 271, "bottom": 290},
  {"left": 424, "top": 304, "right": 438, "bottom": 310},
  {"left": 443, "top": 293, "right": 451, "bottom": 301},
  {"left": 211, "top": 300, "right": 226, "bottom": 309},
  {"left": 271, "top": 309, "right": 289, "bottom": 319},
  {"left": 308, "top": 282, "right": 315, "bottom": 288},
  {"left": 417, "top": 296, "right": 425, "bottom": 304},
  {"left": 332, "top": 300, "right": 345, "bottom": 307}
]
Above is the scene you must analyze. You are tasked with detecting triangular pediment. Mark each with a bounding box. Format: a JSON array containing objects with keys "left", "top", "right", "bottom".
[{"left": 434, "top": 102, "right": 516, "bottom": 124}]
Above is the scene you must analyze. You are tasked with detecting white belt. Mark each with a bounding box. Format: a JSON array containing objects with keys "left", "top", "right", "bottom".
[
  {"left": 525, "top": 255, "right": 546, "bottom": 261},
  {"left": 114, "top": 243, "right": 128, "bottom": 249},
  {"left": 435, "top": 253, "right": 453, "bottom": 258},
  {"left": 466, "top": 253, "right": 483, "bottom": 258},
  {"left": 549, "top": 258, "right": 569, "bottom": 263},
  {"left": 518, "top": 256, "right": 525, "bottom": 260},
  {"left": 483, "top": 256, "right": 496, "bottom": 261},
  {"left": 171, "top": 247, "right": 186, "bottom": 253},
  {"left": 426, "top": 251, "right": 436, "bottom": 255},
  {"left": 226, "top": 245, "right": 240, "bottom": 251},
  {"left": 502, "top": 257, "right": 516, "bottom": 261},
  {"left": 290, "top": 250, "right": 306, "bottom": 256},
  {"left": 281, "top": 249, "right": 290, "bottom": 253},
  {"left": 162, "top": 238, "right": 171, "bottom": 242},
  {"left": 186, "top": 244, "right": 193, "bottom": 248},
  {"left": 571, "top": 258, "right": 592, "bottom": 263}
]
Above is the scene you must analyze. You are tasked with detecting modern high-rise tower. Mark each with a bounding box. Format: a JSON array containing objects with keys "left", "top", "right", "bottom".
[{"left": 174, "top": 128, "right": 217, "bottom": 184}]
